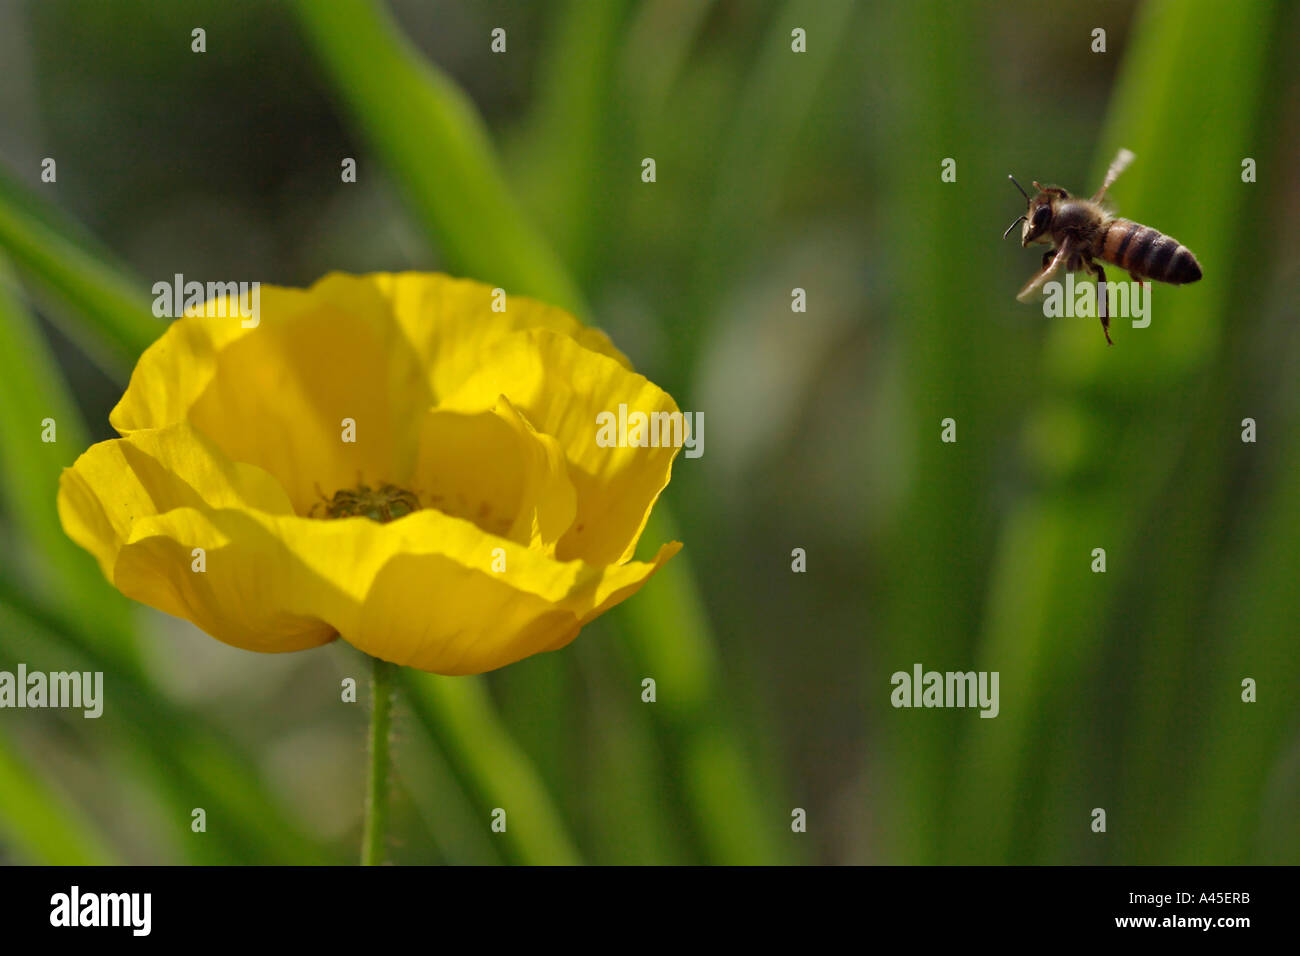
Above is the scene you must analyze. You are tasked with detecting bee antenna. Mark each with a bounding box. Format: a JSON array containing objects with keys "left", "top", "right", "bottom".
[
  {"left": 1008, "top": 175, "right": 1030, "bottom": 200},
  {"left": 1002, "top": 216, "right": 1027, "bottom": 240}
]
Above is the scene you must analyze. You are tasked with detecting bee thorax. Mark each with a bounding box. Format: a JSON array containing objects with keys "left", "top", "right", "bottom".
[{"left": 1052, "top": 200, "right": 1104, "bottom": 238}]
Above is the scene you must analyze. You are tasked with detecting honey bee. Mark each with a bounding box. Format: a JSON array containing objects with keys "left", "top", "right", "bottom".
[{"left": 1005, "top": 148, "right": 1202, "bottom": 344}]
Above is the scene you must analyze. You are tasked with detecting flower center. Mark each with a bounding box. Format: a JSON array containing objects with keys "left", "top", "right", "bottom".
[{"left": 312, "top": 482, "right": 421, "bottom": 523}]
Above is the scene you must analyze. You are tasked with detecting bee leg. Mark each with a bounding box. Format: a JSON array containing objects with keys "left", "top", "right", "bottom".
[
  {"left": 1018, "top": 238, "right": 1074, "bottom": 303},
  {"left": 1042, "top": 250, "right": 1055, "bottom": 269},
  {"left": 1092, "top": 262, "right": 1112, "bottom": 345}
]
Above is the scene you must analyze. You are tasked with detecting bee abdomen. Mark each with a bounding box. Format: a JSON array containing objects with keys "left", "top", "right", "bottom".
[{"left": 1101, "top": 219, "right": 1202, "bottom": 284}]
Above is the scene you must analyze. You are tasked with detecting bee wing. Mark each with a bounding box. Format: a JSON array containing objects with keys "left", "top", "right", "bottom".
[
  {"left": 1017, "top": 239, "right": 1074, "bottom": 302},
  {"left": 1092, "top": 147, "right": 1135, "bottom": 202}
]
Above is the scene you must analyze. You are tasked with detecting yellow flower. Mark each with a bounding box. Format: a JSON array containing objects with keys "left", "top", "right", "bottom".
[{"left": 58, "top": 273, "right": 681, "bottom": 674}]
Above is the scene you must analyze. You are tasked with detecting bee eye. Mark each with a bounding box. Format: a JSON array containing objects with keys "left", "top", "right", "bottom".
[{"left": 1032, "top": 207, "right": 1050, "bottom": 229}]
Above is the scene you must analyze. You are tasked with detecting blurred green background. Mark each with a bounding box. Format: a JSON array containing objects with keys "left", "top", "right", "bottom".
[{"left": 0, "top": 0, "right": 1297, "bottom": 865}]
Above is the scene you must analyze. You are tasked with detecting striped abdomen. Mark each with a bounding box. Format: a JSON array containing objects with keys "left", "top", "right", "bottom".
[{"left": 1099, "top": 219, "right": 1202, "bottom": 284}]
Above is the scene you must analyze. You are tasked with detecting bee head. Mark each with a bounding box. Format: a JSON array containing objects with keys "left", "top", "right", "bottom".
[{"left": 1005, "top": 176, "right": 1068, "bottom": 247}]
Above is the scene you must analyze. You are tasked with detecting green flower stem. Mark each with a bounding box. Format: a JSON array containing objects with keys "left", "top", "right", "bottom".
[{"left": 361, "top": 655, "right": 397, "bottom": 865}]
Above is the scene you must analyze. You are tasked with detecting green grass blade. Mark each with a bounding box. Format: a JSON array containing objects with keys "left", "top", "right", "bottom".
[
  {"left": 511, "top": 0, "right": 630, "bottom": 286},
  {"left": 946, "top": 0, "right": 1278, "bottom": 864},
  {"left": 621, "top": 0, "right": 717, "bottom": 123},
  {"left": 620, "top": 511, "right": 787, "bottom": 864},
  {"left": 0, "top": 576, "right": 340, "bottom": 865},
  {"left": 0, "top": 166, "right": 159, "bottom": 375},
  {"left": 689, "top": 0, "right": 858, "bottom": 336},
  {"left": 1097, "top": 0, "right": 1285, "bottom": 862},
  {"left": 873, "top": 0, "right": 1018, "bottom": 864},
  {"left": 399, "top": 671, "right": 582, "bottom": 865},
  {"left": 0, "top": 259, "right": 140, "bottom": 664},
  {"left": 1176, "top": 429, "right": 1300, "bottom": 862},
  {"left": 292, "top": 0, "right": 585, "bottom": 314},
  {"left": 0, "top": 731, "right": 118, "bottom": 865}
]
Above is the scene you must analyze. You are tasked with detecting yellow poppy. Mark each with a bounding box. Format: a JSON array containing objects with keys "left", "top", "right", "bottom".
[{"left": 58, "top": 273, "right": 681, "bottom": 674}]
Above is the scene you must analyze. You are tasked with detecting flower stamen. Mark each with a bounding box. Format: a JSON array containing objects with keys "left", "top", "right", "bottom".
[{"left": 311, "top": 482, "right": 421, "bottom": 523}]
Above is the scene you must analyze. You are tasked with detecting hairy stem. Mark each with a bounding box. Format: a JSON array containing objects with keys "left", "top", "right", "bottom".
[{"left": 361, "top": 655, "right": 396, "bottom": 865}]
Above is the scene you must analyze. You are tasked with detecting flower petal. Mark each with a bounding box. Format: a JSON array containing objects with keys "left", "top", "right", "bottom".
[
  {"left": 354, "top": 539, "right": 681, "bottom": 673},
  {"left": 110, "top": 506, "right": 679, "bottom": 671},
  {"left": 441, "top": 328, "right": 682, "bottom": 564},
  {"left": 108, "top": 295, "right": 255, "bottom": 435},
  {"left": 57, "top": 422, "right": 295, "bottom": 581},
  {"left": 109, "top": 273, "right": 628, "bottom": 516},
  {"left": 182, "top": 282, "right": 433, "bottom": 514},
  {"left": 408, "top": 395, "right": 576, "bottom": 553},
  {"left": 113, "top": 508, "right": 338, "bottom": 653},
  {"left": 369, "top": 272, "right": 631, "bottom": 400}
]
